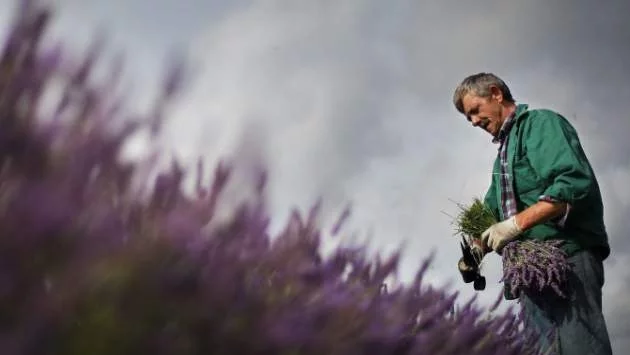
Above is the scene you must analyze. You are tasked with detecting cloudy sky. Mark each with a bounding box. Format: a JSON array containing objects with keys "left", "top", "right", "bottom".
[{"left": 2, "top": 0, "right": 629, "bottom": 352}]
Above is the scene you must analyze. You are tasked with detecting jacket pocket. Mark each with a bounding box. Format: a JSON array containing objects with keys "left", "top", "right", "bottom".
[{"left": 512, "top": 156, "right": 543, "bottom": 195}]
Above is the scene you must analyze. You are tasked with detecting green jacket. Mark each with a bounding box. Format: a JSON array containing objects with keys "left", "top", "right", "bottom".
[{"left": 483, "top": 104, "right": 610, "bottom": 260}]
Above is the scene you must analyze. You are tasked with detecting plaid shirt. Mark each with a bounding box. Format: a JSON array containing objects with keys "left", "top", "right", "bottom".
[
  {"left": 492, "top": 108, "right": 570, "bottom": 226},
  {"left": 493, "top": 112, "right": 518, "bottom": 219}
]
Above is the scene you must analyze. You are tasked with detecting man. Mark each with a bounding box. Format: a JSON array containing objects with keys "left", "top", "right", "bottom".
[{"left": 452, "top": 73, "right": 612, "bottom": 355}]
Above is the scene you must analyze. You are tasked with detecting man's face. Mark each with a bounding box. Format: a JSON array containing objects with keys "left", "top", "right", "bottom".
[{"left": 461, "top": 87, "right": 506, "bottom": 137}]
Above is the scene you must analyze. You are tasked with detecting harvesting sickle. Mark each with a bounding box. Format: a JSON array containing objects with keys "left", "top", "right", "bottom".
[{"left": 457, "top": 236, "right": 486, "bottom": 291}]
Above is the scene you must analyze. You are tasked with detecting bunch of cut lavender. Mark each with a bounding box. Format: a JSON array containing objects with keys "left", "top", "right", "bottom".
[
  {"left": 450, "top": 198, "right": 571, "bottom": 299},
  {"left": 501, "top": 240, "right": 570, "bottom": 299},
  {"left": 0, "top": 1, "right": 547, "bottom": 354}
]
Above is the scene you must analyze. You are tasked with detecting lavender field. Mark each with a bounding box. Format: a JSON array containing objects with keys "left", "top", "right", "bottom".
[{"left": 0, "top": 1, "right": 611, "bottom": 354}]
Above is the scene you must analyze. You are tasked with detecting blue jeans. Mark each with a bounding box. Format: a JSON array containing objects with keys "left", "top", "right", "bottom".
[{"left": 519, "top": 250, "right": 612, "bottom": 355}]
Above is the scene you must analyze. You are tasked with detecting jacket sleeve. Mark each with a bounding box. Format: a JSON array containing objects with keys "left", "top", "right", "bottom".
[{"left": 523, "top": 110, "right": 595, "bottom": 206}]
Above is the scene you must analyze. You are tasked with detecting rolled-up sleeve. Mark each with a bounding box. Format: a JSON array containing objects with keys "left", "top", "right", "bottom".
[{"left": 538, "top": 195, "right": 571, "bottom": 227}]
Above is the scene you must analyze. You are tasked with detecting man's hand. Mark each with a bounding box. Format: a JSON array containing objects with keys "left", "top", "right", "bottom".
[{"left": 481, "top": 216, "right": 522, "bottom": 252}]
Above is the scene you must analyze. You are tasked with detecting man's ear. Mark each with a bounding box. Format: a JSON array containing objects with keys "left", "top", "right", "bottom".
[{"left": 489, "top": 85, "right": 503, "bottom": 103}]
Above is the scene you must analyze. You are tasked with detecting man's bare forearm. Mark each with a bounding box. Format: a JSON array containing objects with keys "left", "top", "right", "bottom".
[{"left": 514, "top": 200, "right": 568, "bottom": 231}]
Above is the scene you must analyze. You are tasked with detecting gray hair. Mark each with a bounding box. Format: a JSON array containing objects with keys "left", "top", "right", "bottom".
[{"left": 452, "top": 73, "right": 515, "bottom": 113}]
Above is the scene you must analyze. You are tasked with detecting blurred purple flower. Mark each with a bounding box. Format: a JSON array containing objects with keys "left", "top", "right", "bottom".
[{"left": 0, "top": 1, "right": 547, "bottom": 354}]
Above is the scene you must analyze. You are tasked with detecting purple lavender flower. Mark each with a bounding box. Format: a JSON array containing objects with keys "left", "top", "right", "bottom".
[{"left": 502, "top": 240, "right": 570, "bottom": 299}]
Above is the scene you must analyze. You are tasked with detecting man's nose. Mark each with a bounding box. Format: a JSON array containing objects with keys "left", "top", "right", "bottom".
[{"left": 470, "top": 116, "right": 481, "bottom": 126}]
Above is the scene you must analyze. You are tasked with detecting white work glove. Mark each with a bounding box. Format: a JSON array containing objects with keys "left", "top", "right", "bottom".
[{"left": 481, "top": 216, "right": 523, "bottom": 252}]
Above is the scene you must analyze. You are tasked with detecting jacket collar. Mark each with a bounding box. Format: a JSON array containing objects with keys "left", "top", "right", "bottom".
[{"left": 492, "top": 103, "right": 528, "bottom": 145}]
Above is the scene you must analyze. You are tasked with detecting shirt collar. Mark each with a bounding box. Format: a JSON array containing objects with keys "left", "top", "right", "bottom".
[{"left": 492, "top": 107, "right": 518, "bottom": 145}]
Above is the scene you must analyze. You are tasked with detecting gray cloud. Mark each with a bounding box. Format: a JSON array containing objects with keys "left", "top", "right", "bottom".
[{"left": 170, "top": 2, "right": 630, "bottom": 351}]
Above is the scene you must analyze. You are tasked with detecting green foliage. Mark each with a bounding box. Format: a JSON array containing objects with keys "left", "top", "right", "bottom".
[{"left": 452, "top": 198, "right": 497, "bottom": 239}]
